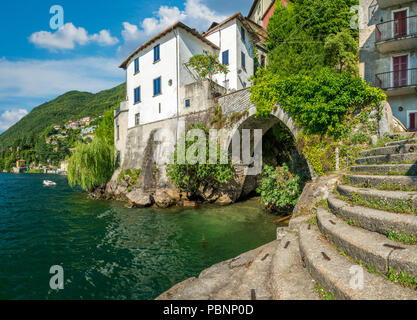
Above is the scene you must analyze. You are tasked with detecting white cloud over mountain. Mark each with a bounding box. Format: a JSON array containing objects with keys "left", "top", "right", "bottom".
[
  {"left": 29, "top": 23, "right": 119, "bottom": 51},
  {"left": 0, "top": 109, "right": 28, "bottom": 131}
]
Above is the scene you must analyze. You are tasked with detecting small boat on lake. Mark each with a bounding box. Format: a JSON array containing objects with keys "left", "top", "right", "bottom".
[{"left": 43, "top": 180, "right": 56, "bottom": 186}]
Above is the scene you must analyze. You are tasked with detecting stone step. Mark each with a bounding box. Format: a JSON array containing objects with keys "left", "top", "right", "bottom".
[
  {"left": 337, "top": 184, "right": 417, "bottom": 211},
  {"left": 235, "top": 240, "right": 277, "bottom": 300},
  {"left": 350, "top": 164, "right": 417, "bottom": 175},
  {"left": 328, "top": 195, "right": 417, "bottom": 237},
  {"left": 157, "top": 242, "right": 269, "bottom": 300},
  {"left": 317, "top": 207, "right": 417, "bottom": 277},
  {"left": 386, "top": 139, "right": 417, "bottom": 147},
  {"left": 355, "top": 152, "right": 417, "bottom": 165},
  {"left": 271, "top": 231, "right": 320, "bottom": 300},
  {"left": 299, "top": 222, "right": 417, "bottom": 300},
  {"left": 361, "top": 144, "right": 417, "bottom": 157},
  {"left": 343, "top": 174, "right": 417, "bottom": 190}
]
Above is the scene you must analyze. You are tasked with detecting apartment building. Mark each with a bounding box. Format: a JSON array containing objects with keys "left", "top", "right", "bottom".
[{"left": 360, "top": 0, "right": 417, "bottom": 130}]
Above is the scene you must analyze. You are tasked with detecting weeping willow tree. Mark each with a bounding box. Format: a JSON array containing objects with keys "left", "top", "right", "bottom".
[{"left": 67, "top": 106, "right": 116, "bottom": 191}]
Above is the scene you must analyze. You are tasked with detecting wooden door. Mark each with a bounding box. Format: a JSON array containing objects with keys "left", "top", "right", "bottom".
[
  {"left": 409, "top": 113, "right": 417, "bottom": 132},
  {"left": 393, "top": 55, "right": 408, "bottom": 87},
  {"left": 394, "top": 10, "right": 407, "bottom": 38}
]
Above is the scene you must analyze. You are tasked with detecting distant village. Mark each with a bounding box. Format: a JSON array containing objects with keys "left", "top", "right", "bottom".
[{"left": 11, "top": 115, "right": 102, "bottom": 174}]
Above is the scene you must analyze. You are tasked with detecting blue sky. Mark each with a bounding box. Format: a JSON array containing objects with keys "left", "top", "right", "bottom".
[{"left": 0, "top": 0, "right": 253, "bottom": 132}]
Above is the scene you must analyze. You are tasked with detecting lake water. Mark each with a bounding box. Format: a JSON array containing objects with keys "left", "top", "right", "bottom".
[{"left": 0, "top": 173, "right": 278, "bottom": 300}]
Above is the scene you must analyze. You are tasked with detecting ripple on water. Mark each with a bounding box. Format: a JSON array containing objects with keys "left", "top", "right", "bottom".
[{"left": 0, "top": 173, "right": 278, "bottom": 299}]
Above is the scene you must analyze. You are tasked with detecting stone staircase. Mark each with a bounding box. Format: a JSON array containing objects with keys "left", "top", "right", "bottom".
[{"left": 157, "top": 137, "right": 417, "bottom": 300}]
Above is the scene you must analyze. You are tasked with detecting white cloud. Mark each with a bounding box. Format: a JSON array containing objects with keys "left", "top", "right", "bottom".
[
  {"left": 0, "top": 109, "right": 28, "bottom": 131},
  {"left": 0, "top": 57, "right": 124, "bottom": 132},
  {"left": 29, "top": 23, "right": 119, "bottom": 51},
  {"left": 0, "top": 57, "right": 124, "bottom": 100},
  {"left": 118, "top": 0, "right": 229, "bottom": 56}
]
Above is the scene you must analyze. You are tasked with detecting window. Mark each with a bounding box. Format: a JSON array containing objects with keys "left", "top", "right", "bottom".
[
  {"left": 134, "top": 86, "right": 141, "bottom": 103},
  {"left": 135, "top": 113, "right": 140, "bottom": 126},
  {"left": 185, "top": 99, "right": 191, "bottom": 108},
  {"left": 134, "top": 58, "right": 139, "bottom": 74},
  {"left": 393, "top": 55, "right": 408, "bottom": 87},
  {"left": 154, "top": 44, "right": 160, "bottom": 62},
  {"left": 241, "top": 26, "right": 246, "bottom": 42},
  {"left": 222, "top": 50, "right": 229, "bottom": 66},
  {"left": 153, "top": 77, "right": 162, "bottom": 96},
  {"left": 241, "top": 52, "right": 246, "bottom": 70}
]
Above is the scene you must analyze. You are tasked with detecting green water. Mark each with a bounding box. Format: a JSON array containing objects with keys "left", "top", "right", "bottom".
[{"left": 0, "top": 173, "right": 278, "bottom": 300}]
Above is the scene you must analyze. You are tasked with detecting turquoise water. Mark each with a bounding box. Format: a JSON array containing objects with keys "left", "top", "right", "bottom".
[{"left": 0, "top": 173, "right": 278, "bottom": 300}]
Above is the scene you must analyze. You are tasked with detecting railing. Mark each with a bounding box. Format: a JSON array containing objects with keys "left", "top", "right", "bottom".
[
  {"left": 375, "top": 68, "right": 417, "bottom": 90},
  {"left": 375, "top": 15, "right": 417, "bottom": 42}
]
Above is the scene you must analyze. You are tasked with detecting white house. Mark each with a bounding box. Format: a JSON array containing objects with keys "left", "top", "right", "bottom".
[
  {"left": 203, "top": 12, "right": 267, "bottom": 91},
  {"left": 119, "top": 22, "right": 220, "bottom": 129},
  {"left": 118, "top": 14, "right": 266, "bottom": 129}
]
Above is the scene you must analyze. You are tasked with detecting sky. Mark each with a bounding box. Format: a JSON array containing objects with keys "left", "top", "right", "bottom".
[{"left": 0, "top": 0, "right": 253, "bottom": 133}]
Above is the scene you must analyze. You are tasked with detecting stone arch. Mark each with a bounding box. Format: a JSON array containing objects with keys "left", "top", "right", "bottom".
[{"left": 223, "top": 104, "right": 315, "bottom": 180}]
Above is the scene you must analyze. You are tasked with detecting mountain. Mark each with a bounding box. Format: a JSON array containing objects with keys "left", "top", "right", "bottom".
[{"left": 0, "top": 83, "right": 126, "bottom": 148}]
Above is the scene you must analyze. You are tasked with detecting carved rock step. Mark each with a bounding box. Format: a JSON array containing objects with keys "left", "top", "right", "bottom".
[
  {"left": 317, "top": 207, "right": 417, "bottom": 277},
  {"left": 156, "top": 241, "right": 276, "bottom": 300},
  {"left": 343, "top": 174, "right": 417, "bottom": 190},
  {"left": 355, "top": 152, "right": 417, "bottom": 165},
  {"left": 271, "top": 231, "right": 320, "bottom": 300},
  {"left": 299, "top": 222, "right": 417, "bottom": 300},
  {"left": 386, "top": 139, "right": 417, "bottom": 147},
  {"left": 337, "top": 184, "right": 417, "bottom": 212},
  {"left": 350, "top": 164, "right": 417, "bottom": 175},
  {"left": 328, "top": 195, "right": 417, "bottom": 237},
  {"left": 235, "top": 240, "right": 277, "bottom": 300},
  {"left": 361, "top": 144, "right": 417, "bottom": 157}
]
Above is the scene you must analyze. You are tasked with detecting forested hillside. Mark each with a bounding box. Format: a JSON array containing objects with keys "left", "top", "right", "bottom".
[{"left": 0, "top": 83, "right": 125, "bottom": 148}]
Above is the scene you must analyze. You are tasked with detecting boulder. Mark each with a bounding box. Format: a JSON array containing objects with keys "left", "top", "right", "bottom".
[
  {"left": 215, "top": 194, "right": 233, "bottom": 206},
  {"left": 182, "top": 200, "right": 197, "bottom": 207},
  {"left": 126, "top": 189, "right": 152, "bottom": 208},
  {"left": 154, "top": 188, "right": 180, "bottom": 208}
]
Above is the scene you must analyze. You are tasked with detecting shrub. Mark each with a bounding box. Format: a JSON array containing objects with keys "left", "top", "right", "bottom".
[
  {"left": 166, "top": 124, "right": 234, "bottom": 196},
  {"left": 257, "top": 164, "right": 305, "bottom": 213}
]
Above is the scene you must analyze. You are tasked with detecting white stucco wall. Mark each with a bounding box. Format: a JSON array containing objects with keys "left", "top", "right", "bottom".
[
  {"left": 125, "top": 28, "right": 218, "bottom": 128},
  {"left": 205, "top": 19, "right": 256, "bottom": 91}
]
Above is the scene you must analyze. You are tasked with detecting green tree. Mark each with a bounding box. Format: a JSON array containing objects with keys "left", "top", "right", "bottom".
[
  {"left": 324, "top": 30, "right": 358, "bottom": 74},
  {"left": 167, "top": 124, "right": 234, "bottom": 197},
  {"left": 185, "top": 53, "right": 229, "bottom": 80},
  {"left": 67, "top": 105, "right": 117, "bottom": 191}
]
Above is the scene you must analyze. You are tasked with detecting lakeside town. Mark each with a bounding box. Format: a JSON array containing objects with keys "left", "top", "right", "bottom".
[{"left": 7, "top": 115, "right": 102, "bottom": 175}]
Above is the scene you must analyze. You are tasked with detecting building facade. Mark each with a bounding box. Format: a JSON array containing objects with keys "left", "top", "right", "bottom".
[
  {"left": 117, "top": 15, "right": 265, "bottom": 131},
  {"left": 360, "top": 0, "right": 417, "bottom": 130},
  {"left": 247, "top": 0, "right": 289, "bottom": 29}
]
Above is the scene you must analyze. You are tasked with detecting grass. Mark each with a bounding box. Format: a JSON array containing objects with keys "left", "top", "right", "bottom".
[
  {"left": 314, "top": 283, "right": 335, "bottom": 300},
  {"left": 337, "top": 192, "right": 416, "bottom": 215},
  {"left": 388, "top": 230, "right": 417, "bottom": 245},
  {"left": 387, "top": 268, "right": 417, "bottom": 290}
]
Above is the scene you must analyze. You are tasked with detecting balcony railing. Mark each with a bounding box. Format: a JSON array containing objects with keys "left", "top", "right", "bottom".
[
  {"left": 376, "top": 15, "right": 417, "bottom": 42},
  {"left": 375, "top": 68, "right": 417, "bottom": 90}
]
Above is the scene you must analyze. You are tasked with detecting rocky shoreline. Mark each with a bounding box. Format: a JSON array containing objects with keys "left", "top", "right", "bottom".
[{"left": 90, "top": 166, "right": 262, "bottom": 209}]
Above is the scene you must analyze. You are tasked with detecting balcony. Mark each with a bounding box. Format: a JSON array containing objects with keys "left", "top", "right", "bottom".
[
  {"left": 375, "top": 68, "right": 417, "bottom": 96},
  {"left": 377, "top": 0, "right": 413, "bottom": 9},
  {"left": 375, "top": 15, "right": 417, "bottom": 53}
]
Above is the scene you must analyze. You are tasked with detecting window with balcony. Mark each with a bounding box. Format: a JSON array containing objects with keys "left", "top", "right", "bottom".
[
  {"left": 393, "top": 9, "right": 408, "bottom": 38},
  {"left": 393, "top": 55, "right": 408, "bottom": 87}
]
